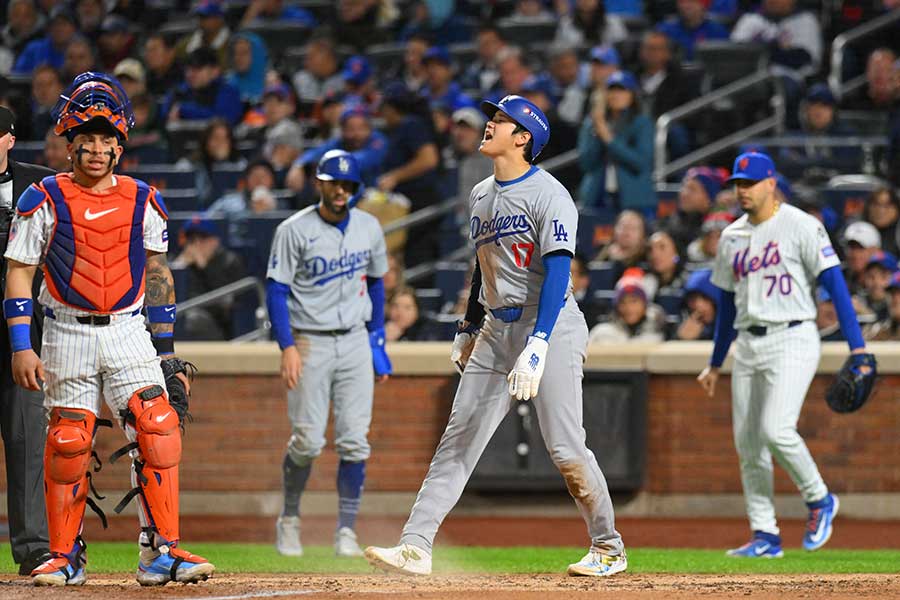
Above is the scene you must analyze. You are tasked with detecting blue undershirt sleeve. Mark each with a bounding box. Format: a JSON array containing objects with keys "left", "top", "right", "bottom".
[
  {"left": 817, "top": 266, "right": 865, "bottom": 350},
  {"left": 710, "top": 290, "right": 737, "bottom": 368},
  {"left": 366, "top": 277, "right": 385, "bottom": 332},
  {"left": 532, "top": 252, "right": 571, "bottom": 339},
  {"left": 265, "top": 278, "right": 295, "bottom": 350}
]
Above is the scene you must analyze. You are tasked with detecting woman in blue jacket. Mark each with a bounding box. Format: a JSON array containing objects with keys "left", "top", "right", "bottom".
[{"left": 578, "top": 70, "right": 655, "bottom": 214}]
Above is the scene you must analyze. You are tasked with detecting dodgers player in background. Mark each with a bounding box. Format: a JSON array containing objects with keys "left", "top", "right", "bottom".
[
  {"left": 266, "top": 150, "right": 391, "bottom": 558},
  {"left": 697, "top": 152, "right": 872, "bottom": 558},
  {"left": 365, "top": 95, "right": 627, "bottom": 577}
]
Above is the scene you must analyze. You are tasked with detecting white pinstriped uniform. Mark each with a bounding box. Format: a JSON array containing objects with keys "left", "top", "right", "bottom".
[
  {"left": 711, "top": 204, "right": 839, "bottom": 535},
  {"left": 3, "top": 179, "right": 168, "bottom": 415}
]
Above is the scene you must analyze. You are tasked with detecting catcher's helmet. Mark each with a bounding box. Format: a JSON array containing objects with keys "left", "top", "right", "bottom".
[
  {"left": 316, "top": 150, "right": 363, "bottom": 185},
  {"left": 53, "top": 71, "right": 134, "bottom": 141},
  {"left": 480, "top": 95, "right": 550, "bottom": 161}
]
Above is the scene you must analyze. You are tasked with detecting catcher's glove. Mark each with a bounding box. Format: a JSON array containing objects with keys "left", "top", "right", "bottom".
[
  {"left": 160, "top": 357, "right": 197, "bottom": 425},
  {"left": 825, "top": 353, "right": 877, "bottom": 413}
]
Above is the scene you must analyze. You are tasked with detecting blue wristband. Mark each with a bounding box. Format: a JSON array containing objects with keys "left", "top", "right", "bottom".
[
  {"left": 147, "top": 304, "right": 176, "bottom": 323},
  {"left": 3, "top": 298, "right": 33, "bottom": 319},
  {"left": 9, "top": 323, "right": 32, "bottom": 352}
]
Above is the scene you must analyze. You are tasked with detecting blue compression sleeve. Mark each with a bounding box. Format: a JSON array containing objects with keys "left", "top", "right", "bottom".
[
  {"left": 366, "top": 277, "right": 385, "bottom": 332},
  {"left": 265, "top": 278, "right": 295, "bottom": 350},
  {"left": 710, "top": 290, "right": 737, "bottom": 368},
  {"left": 818, "top": 266, "right": 865, "bottom": 350},
  {"left": 532, "top": 252, "right": 571, "bottom": 339}
]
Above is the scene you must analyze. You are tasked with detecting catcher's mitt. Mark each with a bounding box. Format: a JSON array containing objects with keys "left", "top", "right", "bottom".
[
  {"left": 160, "top": 357, "right": 197, "bottom": 425},
  {"left": 825, "top": 353, "right": 877, "bottom": 414}
]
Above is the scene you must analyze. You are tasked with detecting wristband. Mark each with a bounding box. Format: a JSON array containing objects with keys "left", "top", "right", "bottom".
[
  {"left": 147, "top": 304, "right": 176, "bottom": 323},
  {"left": 152, "top": 331, "right": 175, "bottom": 355},
  {"left": 9, "top": 323, "right": 32, "bottom": 352},
  {"left": 3, "top": 298, "right": 33, "bottom": 319}
]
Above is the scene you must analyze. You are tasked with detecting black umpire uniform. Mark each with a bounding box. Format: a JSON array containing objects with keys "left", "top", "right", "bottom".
[{"left": 0, "top": 106, "right": 51, "bottom": 574}]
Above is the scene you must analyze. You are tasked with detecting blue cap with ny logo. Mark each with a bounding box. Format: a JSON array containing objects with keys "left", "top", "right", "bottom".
[{"left": 726, "top": 151, "right": 776, "bottom": 183}]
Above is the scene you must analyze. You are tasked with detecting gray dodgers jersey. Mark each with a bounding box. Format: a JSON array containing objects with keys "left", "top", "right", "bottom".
[
  {"left": 469, "top": 167, "right": 577, "bottom": 309},
  {"left": 267, "top": 206, "right": 388, "bottom": 330},
  {"left": 711, "top": 203, "right": 840, "bottom": 328}
]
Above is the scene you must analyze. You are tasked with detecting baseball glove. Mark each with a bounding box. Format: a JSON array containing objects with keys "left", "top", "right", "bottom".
[
  {"left": 160, "top": 357, "right": 197, "bottom": 425},
  {"left": 825, "top": 353, "right": 877, "bottom": 414}
]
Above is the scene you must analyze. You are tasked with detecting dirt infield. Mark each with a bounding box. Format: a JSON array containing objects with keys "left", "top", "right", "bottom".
[{"left": 0, "top": 573, "right": 897, "bottom": 600}]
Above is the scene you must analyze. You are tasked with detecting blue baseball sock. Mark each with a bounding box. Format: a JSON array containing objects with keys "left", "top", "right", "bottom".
[
  {"left": 337, "top": 460, "right": 365, "bottom": 531},
  {"left": 282, "top": 454, "right": 312, "bottom": 518}
]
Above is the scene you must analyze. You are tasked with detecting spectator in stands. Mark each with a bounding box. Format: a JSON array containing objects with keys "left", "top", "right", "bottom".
[
  {"left": 264, "top": 119, "right": 305, "bottom": 173},
  {"left": 238, "top": 0, "right": 316, "bottom": 28},
  {"left": 595, "top": 209, "right": 647, "bottom": 279},
  {"left": 41, "top": 128, "right": 69, "bottom": 172},
  {"left": 485, "top": 46, "right": 534, "bottom": 102},
  {"left": 170, "top": 216, "right": 248, "bottom": 340},
  {"left": 227, "top": 32, "right": 268, "bottom": 106},
  {"left": 588, "top": 276, "right": 666, "bottom": 344},
  {"left": 577, "top": 71, "right": 655, "bottom": 212},
  {"left": 504, "top": 0, "right": 554, "bottom": 22},
  {"left": 383, "top": 252, "right": 405, "bottom": 299},
  {"left": 660, "top": 166, "right": 720, "bottom": 250},
  {"left": 96, "top": 15, "right": 134, "bottom": 70},
  {"left": 113, "top": 58, "right": 146, "bottom": 101},
  {"left": 28, "top": 65, "right": 63, "bottom": 141},
  {"left": 13, "top": 5, "right": 77, "bottom": 74},
  {"left": 846, "top": 48, "right": 898, "bottom": 112},
  {"left": 385, "top": 286, "right": 441, "bottom": 341},
  {"left": 178, "top": 0, "right": 231, "bottom": 67},
  {"left": 258, "top": 83, "right": 302, "bottom": 144},
  {"left": 422, "top": 47, "right": 475, "bottom": 112},
  {"left": 143, "top": 33, "right": 182, "bottom": 100},
  {"left": 815, "top": 287, "right": 846, "bottom": 342},
  {"left": 520, "top": 76, "right": 577, "bottom": 162},
  {"left": 460, "top": 24, "right": 506, "bottom": 95},
  {"left": 554, "top": 0, "right": 628, "bottom": 48},
  {"left": 450, "top": 107, "right": 492, "bottom": 206},
  {"left": 74, "top": 0, "right": 106, "bottom": 41},
  {"left": 2, "top": 0, "right": 46, "bottom": 59},
  {"left": 841, "top": 220, "right": 882, "bottom": 295},
  {"left": 161, "top": 46, "right": 244, "bottom": 126},
  {"left": 585, "top": 44, "right": 620, "bottom": 115},
  {"left": 865, "top": 186, "right": 900, "bottom": 256},
  {"left": 387, "top": 33, "right": 429, "bottom": 93},
  {"left": 60, "top": 35, "right": 95, "bottom": 83},
  {"left": 867, "top": 271, "right": 900, "bottom": 341},
  {"left": 675, "top": 268, "right": 717, "bottom": 341},
  {"left": 176, "top": 118, "right": 244, "bottom": 206},
  {"left": 687, "top": 210, "right": 734, "bottom": 268},
  {"left": 286, "top": 106, "right": 387, "bottom": 193},
  {"left": 291, "top": 35, "right": 343, "bottom": 114},
  {"left": 857, "top": 250, "right": 898, "bottom": 322},
  {"left": 548, "top": 43, "right": 587, "bottom": 128},
  {"left": 342, "top": 55, "right": 378, "bottom": 111},
  {"left": 571, "top": 253, "right": 605, "bottom": 329},
  {"left": 399, "top": 0, "right": 470, "bottom": 47},
  {"left": 657, "top": 0, "right": 730, "bottom": 61},
  {"left": 207, "top": 159, "right": 282, "bottom": 218},
  {"left": 336, "top": 0, "right": 394, "bottom": 50}
]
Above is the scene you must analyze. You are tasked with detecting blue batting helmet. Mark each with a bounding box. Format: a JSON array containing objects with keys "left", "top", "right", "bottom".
[
  {"left": 316, "top": 149, "right": 364, "bottom": 208},
  {"left": 480, "top": 95, "right": 550, "bottom": 162}
]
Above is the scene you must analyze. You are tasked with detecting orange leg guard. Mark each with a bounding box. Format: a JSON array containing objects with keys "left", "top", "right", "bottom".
[
  {"left": 45, "top": 408, "right": 95, "bottom": 556},
  {"left": 128, "top": 385, "right": 182, "bottom": 544}
]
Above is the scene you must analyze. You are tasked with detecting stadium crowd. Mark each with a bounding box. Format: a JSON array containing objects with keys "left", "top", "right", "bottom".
[{"left": 2, "top": 0, "right": 900, "bottom": 342}]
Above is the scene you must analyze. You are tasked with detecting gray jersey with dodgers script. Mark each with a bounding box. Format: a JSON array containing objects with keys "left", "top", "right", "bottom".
[
  {"left": 267, "top": 206, "right": 388, "bottom": 331},
  {"left": 469, "top": 166, "right": 577, "bottom": 309}
]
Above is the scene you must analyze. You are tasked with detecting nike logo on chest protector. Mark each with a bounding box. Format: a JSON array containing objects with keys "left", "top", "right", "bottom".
[{"left": 84, "top": 206, "right": 120, "bottom": 220}]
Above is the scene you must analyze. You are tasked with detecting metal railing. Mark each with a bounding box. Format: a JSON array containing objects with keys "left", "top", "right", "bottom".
[
  {"left": 828, "top": 8, "right": 900, "bottom": 101},
  {"left": 176, "top": 276, "right": 267, "bottom": 340},
  {"left": 654, "top": 69, "right": 785, "bottom": 182}
]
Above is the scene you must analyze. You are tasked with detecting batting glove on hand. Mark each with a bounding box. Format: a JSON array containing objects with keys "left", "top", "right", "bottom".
[
  {"left": 369, "top": 328, "right": 392, "bottom": 377},
  {"left": 450, "top": 321, "right": 480, "bottom": 375},
  {"left": 507, "top": 335, "right": 549, "bottom": 401}
]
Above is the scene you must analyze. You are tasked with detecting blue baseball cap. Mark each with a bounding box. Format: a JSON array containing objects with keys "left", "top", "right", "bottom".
[
  {"left": 520, "top": 74, "right": 556, "bottom": 100},
  {"left": 339, "top": 105, "right": 370, "bottom": 123},
  {"left": 726, "top": 151, "right": 776, "bottom": 184},
  {"left": 683, "top": 269, "right": 719, "bottom": 306},
  {"left": 263, "top": 82, "right": 293, "bottom": 101},
  {"left": 865, "top": 250, "right": 898, "bottom": 272},
  {"left": 342, "top": 56, "right": 372, "bottom": 86},
  {"left": 806, "top": 83, "right": 836, "bottom": 106},
  {"left": 589, "top": 45, "right": 620, "bottom": 66},
  {"left": 887, "top": 270, "right": 900, "bottom": 292},
  {"left": 423, "top": 46, "right": 452, "bottom": 65},
  {"left": 606, "top": 70, "right": 638, "bottom": 92},
  {"left": 181, "top": 215, "right": 219, "bottom": 238},
  {"left": 192, "top": 0, "right": 224, "bottom": 17}
]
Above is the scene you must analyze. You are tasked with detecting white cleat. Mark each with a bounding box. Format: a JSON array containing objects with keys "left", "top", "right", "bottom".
[
  {"left": 275, "top": 516, "right": 303, "bottom": 557},
  {"left": 364, "top": 543, "right": 432, "bottom": 575},
  {"left": 335, "top": 527, "right": 364, "bottom": 557},
  {"left": 566, "top": 549, "right": 628, "bottom": 577}
]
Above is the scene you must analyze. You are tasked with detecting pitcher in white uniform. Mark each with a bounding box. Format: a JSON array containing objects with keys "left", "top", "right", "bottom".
[{"left": 697, "top": 152, "right": 871, "bottom": 557}]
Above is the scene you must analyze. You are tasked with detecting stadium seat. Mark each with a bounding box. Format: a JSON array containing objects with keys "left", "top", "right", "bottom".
[
  {"left": 9, "top": 141, "right": 44, "bottom": 165},
  {"left": 588, "top": 261, "right": 618, "bottom": 291},
  {"left": 124, "top": 164, "right": 195, "bottom": 191},
  {"left": 165, "top": 120, "right": 210, "bottom": 160},
  {"left": 127, "top": 144, "right": 171, "bottom": 165},
  {"left": 448, "top": 42, "right": 477, "bottom": 66},
  {"left": 434, "top": 261, "right": 470, "bottom": 307},
  {"left": 209, "top": 165, "right": 246, "bottom": 198},
  {"left": 279, "top": 47, "right": 308, "bottom": 74},
  {"left": 415, "top": 288, "right": 443, "bottom": 315},
  {"left": 166, "top": 212, "right": 228, "bottom": 255},
  {"left": 694, "top": 41, "right": 768, "bottom": 89},
  {"left": 655, "top": 291, "right": 684, "bottom": 316},
  {"left": 159, "top": 188, "right": 203, "bottom": 212},
  {"left": 591, "top": 289, "right": 616, "bottom": 316},
  {"left": 227, "top": 212, "right": 294, "bottom": 277},
  {"left": 496, "top": 19, "right": 557, "bottom": 48},
  {"left": 365, "top": 42, "right": 406, "bottom": 78},
  {"left": 242, "top": 23, "right": 313, "bottom": 60}
]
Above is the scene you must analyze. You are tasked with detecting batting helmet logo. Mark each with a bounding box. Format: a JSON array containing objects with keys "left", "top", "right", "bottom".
[{"left": 339, "top": 157, "right": 350, "bottom": 174}]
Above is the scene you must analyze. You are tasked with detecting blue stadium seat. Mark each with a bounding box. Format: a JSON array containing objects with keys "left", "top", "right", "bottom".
[
  {"left": 591, "top": 290, "right": 616, "bottom": 317},
  {"left": 588, "top": 261, "right": 618, "bottom": 291},
  {"left": 9, "top": 141, "right": 44, "bottom": 165},
  {"left": 128, "top": 144, "right": 170, "bottom": 165},
  {"left": 124, "top": 165, "right": 195, "bottom": 191},
  {"left": 227, "top": 212, "right": 293, "bottom": 277},
  {"left": 655, "top": 291, "right": 684, "bottom": 316},
  {"left": 415, "top": 288, "right": 443, "bottom": 315},
  {"left": 166, "top": 212, "right": 228, "bottom": 255},
  {"left": 209, "top": 165, "right": 246, "bottom": 198},
  {"left": 434, "top": 261, "right": 470, "bottom": 306},
  {"left": 577, "top": 208, "right": 617, "bottom": 256},
  {"left": 159, "top": 188, "right": 203, "bottom": 212}
]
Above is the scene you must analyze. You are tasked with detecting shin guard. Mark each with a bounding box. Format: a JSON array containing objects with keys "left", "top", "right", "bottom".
[{"left": 44, "top": 409, "right": 95, "bottom": 555}]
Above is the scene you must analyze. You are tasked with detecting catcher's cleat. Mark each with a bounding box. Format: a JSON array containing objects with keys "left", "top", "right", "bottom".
[
  {"left": 566, "top": 549, "right": 627, "bottom": 577},
  {"left": 726, "top": 533, "right": 784, "bottom": 558},
  {"left": 335, "top": 527, "right": 364, "bottom": 557},
  {"left": 136, "top": 545, "right": 215, "bottom": 586},
  {"left": 276, "top": 516, "right": 303, "bottom": 557},
  {"left": 803, "top": 493, "right": 839, "bottom": 551},
  {"left": 31, "top": 556, "right": 86, "bottom": 587},
  {"left": 364, "top": 543, "right": 432, "bottom": 575}
]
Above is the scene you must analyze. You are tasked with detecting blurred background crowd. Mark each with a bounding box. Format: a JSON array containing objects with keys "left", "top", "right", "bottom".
[{"left": 2, "top": 0, "right": 900, "bottom": 344}]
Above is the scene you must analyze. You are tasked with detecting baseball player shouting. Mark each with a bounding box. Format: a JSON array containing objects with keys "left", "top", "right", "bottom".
[
  {"left": 266, "top": 150, "right": 390, "bottom": 558},
  {"left": 697, "top": 152, "right": 874, "bottom": 557},
  {"left": 3, "top": 72, "right": 214, "bottom": 585},
  {"left": 365, "top": 96, "right": 627, "bottom": 577}
]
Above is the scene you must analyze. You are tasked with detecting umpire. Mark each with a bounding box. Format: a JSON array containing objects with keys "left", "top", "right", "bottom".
[{"left": 0, "top": 106, "right": 51, "bottom": 574}]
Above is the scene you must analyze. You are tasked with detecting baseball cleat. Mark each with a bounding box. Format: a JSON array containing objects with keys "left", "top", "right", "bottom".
[
  {"left": 566, "top": 549, "right": 627, "bottom": 577},
  {"left": 803, "top": 493, "right": 839, "bottom": 551},
  {"left": 335, "top": 527, "right": 364, "bottom": 557},
  {"left": 31, "top": 555, "right": 86, "bottom": 587},
  {"left": 276, "top": 515, "right": 303, "bottom": 557},
  {"left": 726, "top": 533, "right": 784, "bottom": 558},
  {"left": 364, "top": 543, "right": 432, "bottom": 575},
  {"left": 136, "top": 545, "right": 215, "bottom": 586}
]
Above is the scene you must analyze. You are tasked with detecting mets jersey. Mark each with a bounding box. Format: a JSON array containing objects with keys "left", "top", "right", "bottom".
[
  {"left": 266, "top": 206, "right": 388, "bottom": 331},
  {"left": 711, "top": 203, "right": 839, "bottom": 328},
  {"left": 4, "top": 174, "right": 168, "bottom": 316},
  {"left": 469, "top": 166, "right": 577, "bottom": 309}
]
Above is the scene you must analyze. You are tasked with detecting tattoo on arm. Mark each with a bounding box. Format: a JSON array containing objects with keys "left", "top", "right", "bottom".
[{"left": 146, "top": 251, "right": 175, "bottom": 336}]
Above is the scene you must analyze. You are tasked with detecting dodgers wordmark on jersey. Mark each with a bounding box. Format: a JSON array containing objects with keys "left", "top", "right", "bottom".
[
  {"left": 711, "top": 204, "right": 839, "bottom": 328},
  {"left": 266, "top": 206, "right": 388, "bottom": 331},
  {"left": 469, "top": 167, "right": 578, "bottom": 309}
]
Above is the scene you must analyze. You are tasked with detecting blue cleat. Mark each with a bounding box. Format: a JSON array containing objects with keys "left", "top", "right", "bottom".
[
  {"left": 803, "top": 493, "right": 839, "bottom": 551},
  {"left": 31, "top": 538, "right": 88, "bottom": 586},
  {"left": 136, "top": 545, "right": 215, "bottom": 586},
  {"left": 726, "top": 532, "right": 784, "bottom": 558}
]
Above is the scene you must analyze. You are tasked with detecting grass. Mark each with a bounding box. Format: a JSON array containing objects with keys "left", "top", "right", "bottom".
[{"left": 3, "top": 545, "right": 900, "bottom": 575}]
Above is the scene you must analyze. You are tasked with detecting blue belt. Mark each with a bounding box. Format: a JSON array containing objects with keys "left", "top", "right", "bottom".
[
  {"left": 489, "top": 307, "right": 523, "bottom": 323},
  {"left": 45, "top": 307, "right": 141, "bottom": 325}
]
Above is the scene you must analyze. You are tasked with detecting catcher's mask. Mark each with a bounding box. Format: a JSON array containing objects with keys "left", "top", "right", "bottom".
[{"left": 53, "top": 71, "right": 134, "bottom": 142}]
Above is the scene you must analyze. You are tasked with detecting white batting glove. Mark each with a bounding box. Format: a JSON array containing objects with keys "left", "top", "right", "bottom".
[
  {"left": 450, "top": 322, "right": 479, "bottom": 374},
  {"left": 507, "top": 335, "right": 549, "bottom": 401}
]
